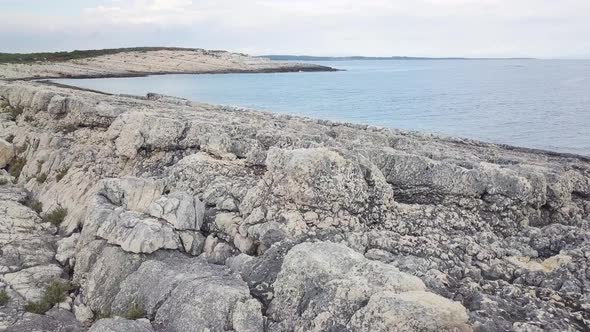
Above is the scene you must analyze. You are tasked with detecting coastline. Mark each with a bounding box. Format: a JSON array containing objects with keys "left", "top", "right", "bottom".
[
  {"left": 37, "top": 79, "right": 590, "bottom": 161},
  {"left": 1, "top": 53, "right": 589, "bottom": 331}
]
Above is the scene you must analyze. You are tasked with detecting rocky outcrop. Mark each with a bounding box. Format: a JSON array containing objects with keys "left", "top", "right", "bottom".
[
  {"left": 0, "top": 80, "right": 589, "bottom": 331},
  {"left": 0, "top": 49, "right": 336, "bottom": 80}
]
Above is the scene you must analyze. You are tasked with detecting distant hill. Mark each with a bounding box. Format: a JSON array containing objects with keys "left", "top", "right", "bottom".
[{"left": 261, "top": 55, "right": 535, "bottom": 61}]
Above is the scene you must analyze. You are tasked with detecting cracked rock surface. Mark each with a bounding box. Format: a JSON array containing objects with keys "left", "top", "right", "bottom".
[{"left": 0, "top": 80, "right": 589, "bottom": 331}]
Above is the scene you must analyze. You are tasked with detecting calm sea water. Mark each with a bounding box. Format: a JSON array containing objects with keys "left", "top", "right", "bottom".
[{"left": 54, "top": 60, "right": 590, "bottom": 155}]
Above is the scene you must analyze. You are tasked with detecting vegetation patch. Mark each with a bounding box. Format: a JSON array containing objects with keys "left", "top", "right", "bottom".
[
  {"left": 56, "top": 167, "right": 69, "bottom": 182},
  {"left": 0, "top": 290, "right": 10, "bottom": 306},
  {"left": 9, "top": 107, "right": 23, "bottom": 121},
  {"left": 43, "top": 207, "right": 67, "bottom": 226},
  {"left": 25, "top": 280, "right": 76, "bottom": 314},
  {"left": 29, "top": 199, "right": 43, "bottom": 214},
  {"left": 8, "top": 157, "right": 26, "bottom": 179},
  {"left": 125, "top": 301, "right": 147, "bottom": 320},
  {"left": 5, "top": 134, "right": 14, "bottom": 143},
  {"left": 0, "top": 178, "right": 8, "bottom": 186},
  {"left": 36, "top": 173, "right": 47, "bottom": 184},
  {"left": 0, "top": 47, "right": 202, "bottom": 64}
]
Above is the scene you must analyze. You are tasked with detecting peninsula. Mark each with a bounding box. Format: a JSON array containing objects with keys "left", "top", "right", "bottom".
[{"left": 0, "top": 47, "right": 336, "bottom": 80}]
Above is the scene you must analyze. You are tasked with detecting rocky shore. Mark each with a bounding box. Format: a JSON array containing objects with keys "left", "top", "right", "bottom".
[
  {"left": 0, "top": 78, "right": 589, "bottom": 332},
  {"left": 0, "top": 48, "right": 336, "bottom": 80}
]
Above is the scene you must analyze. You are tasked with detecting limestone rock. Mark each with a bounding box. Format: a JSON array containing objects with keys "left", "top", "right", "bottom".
[
  {"left": 55, "top": 233, "right": 80, "bottom": 267},
  {"left": 178, "top": 230, "right": 206, "bottom": 256},
  {"left": 268, "top": 242, "right": 440, "bottom": 330},
  {"left": 7, "top": 308, "right": 84, "bottom": 332},
  {"left": 348, "top": 290, "right": 471, "bottom": 332},
  {"left": 89, "top": 317, "right": 155, "bottom": 332},
  {"left": 99, "top": 177, "right": 166, "bottom": 214},
  {"left": 232, "top": 299, "right": 264, "bottom": 332},
  {"left": 1, "top": 79, "right": 590, "bottom": 331},
  {"left": 0, "top": 138, "right": 14, "bottom": 169},
  {"left": 95, "top": 210, "right": 180, "bottom": 254},
  {"left": 148, "top": 191, "right": 205, "bottom": 231}
]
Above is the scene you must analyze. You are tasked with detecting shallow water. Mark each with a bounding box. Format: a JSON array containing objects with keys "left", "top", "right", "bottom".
[{"left": 54, "top": 59, "right": 590, "bottom": 155}]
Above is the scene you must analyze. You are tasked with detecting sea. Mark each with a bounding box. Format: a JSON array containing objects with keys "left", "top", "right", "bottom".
[{"left": 53, "top": 59, "right": 590, "bottom": 156}]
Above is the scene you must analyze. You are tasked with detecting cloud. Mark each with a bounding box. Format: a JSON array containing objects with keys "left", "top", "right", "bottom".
[{"left": 1, "top": 0, "right": 589, "bottom": 57}]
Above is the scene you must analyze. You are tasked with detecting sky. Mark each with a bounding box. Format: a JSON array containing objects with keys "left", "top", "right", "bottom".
[{"left": 1, "top": 0, "right": 589, "bottom": 58}]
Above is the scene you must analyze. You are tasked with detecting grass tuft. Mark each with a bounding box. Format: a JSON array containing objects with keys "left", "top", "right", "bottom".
[
  {"left": 43, "top": 207, "right": 67, "bottom": 226},
  {"left": 36, "top": 173, "right": 47, "bottom": 184},
  {"left": 0, "top": 290, "right": 10, "bottom": 306},
  {"left": 24, "top": 301, "right": 51, "bottom": 314},
  {"left": 24, "top": 280, "right": 76, "bottom": 314},
  {"left": 125, "top": 301, "right": 146, "bottom": 320},
  {"left": 56, "top": 167, "right": 69, "bottom": 182},
  {"left": 24, "top": 197, "right": 43, "bottom": 214},
  {"left": 8, "top": 157, "right": 26, "bottom": 179}
]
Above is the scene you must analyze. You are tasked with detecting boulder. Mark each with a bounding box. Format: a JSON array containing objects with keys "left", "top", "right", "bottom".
[
  {"left": 267, "top": 242, "right": 470, "bottom": 331},
  {"left": 348, "top": 291, "right": 471, "bottom": 332},
  {"left": 89, "top": 317, "right": 155, "bottom": 332},
  {"left": 95, "top": 210, "right": 180, "bottom": 254},
  {"left": 148, "top": 191, "right": 205, "bottom": 231},
  {"left": 0, "top": 138, "right": 14, "bottom": 169},
  {"left": 7, "top": 309, "right": 84, "bottom": 332}
]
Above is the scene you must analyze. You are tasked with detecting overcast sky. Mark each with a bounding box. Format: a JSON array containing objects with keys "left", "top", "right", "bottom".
[{"left": 1, "top": 0, "right": 589, "bottom": 58}]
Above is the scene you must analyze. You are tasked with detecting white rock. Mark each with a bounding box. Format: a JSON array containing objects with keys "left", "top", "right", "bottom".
[
  {"left": 74, "top": 303, "right": 94, "bottom": 323},
  {"left": 55, "top": 233, "right": 80, "bottom": 267},
  {"left": 96, "top": 210, "right": 180, "bottom": 254},
  {"left": 148, "top": 191, "right": 204, "bottom": 231},
  {"left": 348, "top": 291, "right": 471, "bottom": 332},
  {"left": 232, "top": 299, "right": 264, "bottom": 332},
  {"left": 178, "top": 230, "right": 206, "bottom": 256},
  {"left": 0, "top": 138, "right": 14, "bottom": 169}
]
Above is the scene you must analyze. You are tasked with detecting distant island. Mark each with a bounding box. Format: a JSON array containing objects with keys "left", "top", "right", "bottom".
[{"left": 261, "top": 55, "right": 536, "bottom": 61}]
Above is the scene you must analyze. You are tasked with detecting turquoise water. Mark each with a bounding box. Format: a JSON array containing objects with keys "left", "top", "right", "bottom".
[{"left": 54, "top": 60, "right": 590, "bottom": 155}]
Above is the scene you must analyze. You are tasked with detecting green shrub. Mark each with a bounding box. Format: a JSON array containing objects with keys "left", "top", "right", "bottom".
[
  {"left": 56, "top": 167, "right": 69, "bottom": 182},
  {"left": 0, "top": 178, "right": 8, "bottom": 186},
  {"left": 24, "top": 280, "right": 75, "bottom": 314},
  {"left": 24, "top": 115, "right": 34, "bottom": 122},
  {"left": 43, "top": 207, "right": 67, "bottom": 226},
  {"left": 43, "top": 280, "right": 74, "bottom": 304},
  {"left": 0, "top": 290, "right": 10, "bottom": 306},
  {"left": 125, "top": 301, "right": 146, "bottom": 319},
  {"left": 8, "top": 157, "right": 26, "bottom": 179},
  {"left": 24, "top": 301, "right": 51, "bottom": 314},
  {"left": 96, "top": 310, "right": 112, "bottom": 319},
  {"left": 36, "top": 173, "right": 47, "bottom": 184},
  {"left": 27, "top": 198, "right": 43, "bottom": 214},
  {"left": 5, "top": 134, "right": 14, "bottom": 143}
]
